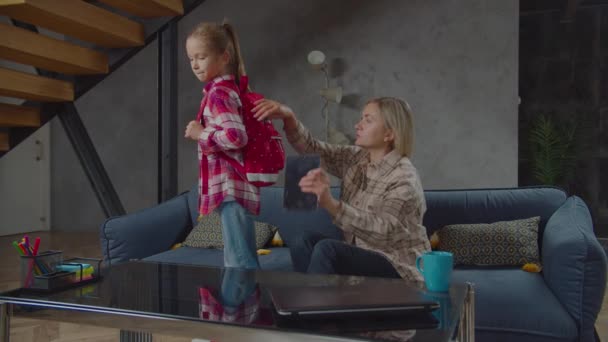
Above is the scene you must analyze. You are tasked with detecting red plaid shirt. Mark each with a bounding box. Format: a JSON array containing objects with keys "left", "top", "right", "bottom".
[
  {"left": 196, "top": 75, "right": 260, "bottom": 216},
  {"left": 198, "top": 286, "right": 261, "bottom": 324}
]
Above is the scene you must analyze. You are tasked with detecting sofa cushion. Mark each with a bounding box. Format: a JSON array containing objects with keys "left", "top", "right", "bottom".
[
  {"left": 438, "top": 216, "right": 540, "bottom": 266},
  {"left": 182, "top": 211, "right": 277, "bottom": 249},
  {"left": 143, "top": 246, "right": 294, "bottom": 272},
  {"left": 452, "top": 268, "right": 577, "bottom": 342}
]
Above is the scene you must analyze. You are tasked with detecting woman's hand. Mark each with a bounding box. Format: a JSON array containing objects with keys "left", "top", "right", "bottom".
[
  {"left": 299, "top": 168, "right": 341, "bottom": 216},
  {"left": 252, "top": 99, "right": 297, "bottom": 130},
  {"left": 185, "top": 120, "right": 204, "bottom": 141}
]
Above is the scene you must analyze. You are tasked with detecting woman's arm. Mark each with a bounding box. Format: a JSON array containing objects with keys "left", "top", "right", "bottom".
[
  {"left": 334, "top": 190, "right": 417, "bottom": 250},
  {"left": 301, "top": 168, "right": 421, "bottom": 250},
  {"left": 253, "top": 99, "right": 361, "bottom": 179}
]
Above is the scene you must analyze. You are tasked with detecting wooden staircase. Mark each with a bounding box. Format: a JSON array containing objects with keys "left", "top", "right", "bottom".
[{"left": 0, "top": 0, "right": 185, "bottom": 155}]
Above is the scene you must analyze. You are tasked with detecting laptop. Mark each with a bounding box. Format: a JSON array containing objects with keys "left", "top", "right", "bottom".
[{"left": 268, "top": 282, "right": 439, "bottom": 318}]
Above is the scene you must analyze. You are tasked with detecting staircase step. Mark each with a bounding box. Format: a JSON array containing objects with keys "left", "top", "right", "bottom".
[
  {"left": 0, "top": 0, "right": 145, "bottom": 48},
  {"left": 0, "top": 103, "right": 41, "bottom": 127},
  {"left": 0, "top": 23, "right": 109, "bottom": 75},
  {"left": 98, "top": 0, "right": 183, "bottom": 18},
  {"left": 0, "top": 132, "right": 8, "bottom": 151},
  {"left": 0, "top": 67, "right": 74, "bottom": 102}
]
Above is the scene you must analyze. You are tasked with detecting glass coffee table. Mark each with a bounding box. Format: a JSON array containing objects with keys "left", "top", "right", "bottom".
[{"left": 0, "top": 261, "right": 474, "bottom": 341}]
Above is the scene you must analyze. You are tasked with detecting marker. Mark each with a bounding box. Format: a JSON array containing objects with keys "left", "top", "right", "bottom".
[
  {"left": 17, "top": 243, "right": 27, "bottom": 256},
  {"left": 32, "top": 237, "right": 40, "bottom": 256},
  {"left": 12, "top": 241, "right": 24, "bottom": 255}
]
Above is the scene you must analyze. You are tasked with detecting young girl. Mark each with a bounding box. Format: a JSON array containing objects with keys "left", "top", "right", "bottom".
[
  {"left": 252, "top": 97, "right": 431, "bottom": 284},
  {"left": 184, "top": 21, "right": 259, "bottom": 269}
]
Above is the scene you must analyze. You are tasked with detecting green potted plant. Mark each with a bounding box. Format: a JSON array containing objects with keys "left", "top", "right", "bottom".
[{"left": 527, "top": 114, "right": 582, "bottom": 189}]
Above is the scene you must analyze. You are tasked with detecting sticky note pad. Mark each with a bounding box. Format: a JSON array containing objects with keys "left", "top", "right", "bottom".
[{"left": 57, "top": 263, "right": 94, "bottom": 277}]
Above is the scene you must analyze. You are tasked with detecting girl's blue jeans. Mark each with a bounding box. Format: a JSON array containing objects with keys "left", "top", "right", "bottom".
[{"left": 218, "top": 200, "right": 260, "bottom": 269}]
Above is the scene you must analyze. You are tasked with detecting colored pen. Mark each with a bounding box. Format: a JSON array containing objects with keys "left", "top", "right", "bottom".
[
  {"left": 32, "top": 237, "right": 40, "bottom": 256},
  {"left": 23, "top": 235, "right": 30, "bottom": 251},
  {"left": 17, "top": 243, "right": 27, "bottom": 256},
  {"left": 23, "top": 242, "right": 47, "bottom": 274},
  {"left": 18, "top": 242, "right": 44, "bottom": 273},
  {"left": 19, "top": 242, "right": 29, "bottom": 255},
  {"left": 12, "top": 241, "right": 24, "bottom": 255}
]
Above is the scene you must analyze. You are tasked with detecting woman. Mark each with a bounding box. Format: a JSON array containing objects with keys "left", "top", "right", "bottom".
[{"left": 252, "top": 97, "right": 431, "bottom": 284}]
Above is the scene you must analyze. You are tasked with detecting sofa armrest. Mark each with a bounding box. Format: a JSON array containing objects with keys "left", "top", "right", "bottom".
[
  {"left": 100, "top": 192, "right": 193, "bottom": 266},
  {"left": 542, "top": 196, "right": 607, "bottom": 342}
]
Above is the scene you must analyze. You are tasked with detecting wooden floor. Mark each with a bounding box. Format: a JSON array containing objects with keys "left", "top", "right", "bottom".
[
  {"left": 1, "top": 231, "right": 607, "bottom": 341},
  {"left": 0, "top": 231, "right": 191, "bottom": 342}
]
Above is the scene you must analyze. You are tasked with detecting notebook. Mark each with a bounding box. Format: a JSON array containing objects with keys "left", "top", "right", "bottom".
[{"left": 268, "top": 282, "right": 439, "bottom": 318}]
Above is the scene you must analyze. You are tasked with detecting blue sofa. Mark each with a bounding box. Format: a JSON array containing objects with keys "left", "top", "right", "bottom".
[{"left": 100, "top": 186, "right": 607, "bottom": 342}]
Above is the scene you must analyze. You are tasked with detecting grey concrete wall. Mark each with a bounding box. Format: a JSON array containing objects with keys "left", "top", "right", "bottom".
[
  {"left": 50, "top": 41, "right": 158, "bottom": 231},
  {"left": 177, "top": 0, "right": 519, "bottom": 191},
  {"left": 51, "top": 0, "right": 519, "bottom": 231}
]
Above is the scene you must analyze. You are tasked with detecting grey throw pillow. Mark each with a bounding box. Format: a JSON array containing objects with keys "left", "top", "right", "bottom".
[
  {"left": 183, "top": 211, "right": 277, "bottom": 250},
  {"left": 437, "top": 216, "right": 540, "bottom": 266}
]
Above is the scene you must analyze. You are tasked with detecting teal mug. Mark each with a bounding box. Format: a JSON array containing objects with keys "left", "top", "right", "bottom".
[
  {"left": 416, "top": 251, "right": 453, "bottom": 292},
  {"left": 424, "top": 291, "right": 451, "bottom": 329}
]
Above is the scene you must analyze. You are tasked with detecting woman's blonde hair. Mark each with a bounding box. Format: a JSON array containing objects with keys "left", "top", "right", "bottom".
[
  {"left": 187, "top": 20, "right": 246, "bottom": 82},
  {"left": 366, "top": 97, "right": 415, "bottom": 158}
]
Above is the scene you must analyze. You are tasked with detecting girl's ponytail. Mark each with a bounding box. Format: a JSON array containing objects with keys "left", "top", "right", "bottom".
[{"left": 222, "top": 21, "right": 246, "bottom": 83}]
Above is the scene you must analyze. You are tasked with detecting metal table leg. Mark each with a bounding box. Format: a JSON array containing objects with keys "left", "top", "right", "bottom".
[
  {"left": 458, "top": 283, "right": 475, "bottom": 342},
  {"left": 0, "top": 302, "right": 12, "bottom": 342},
  {"left": 466, "top": 282, "right": 475, "bottom": 341},
  {"left": 120, "top": 330, "right": 152, "bottom": 342}
]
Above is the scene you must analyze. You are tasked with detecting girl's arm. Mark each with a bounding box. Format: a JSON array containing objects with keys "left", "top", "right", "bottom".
[{"left": 199, "top": 88, "right": 247, "bottom": 153}]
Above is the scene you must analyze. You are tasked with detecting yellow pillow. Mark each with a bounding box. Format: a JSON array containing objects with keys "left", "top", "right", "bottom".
[
  {"left": 270, "top": 231, "right": 284, "bottom": 247},
  {"left": 430, "top": 232, "right": 440, "bottom": 250}
]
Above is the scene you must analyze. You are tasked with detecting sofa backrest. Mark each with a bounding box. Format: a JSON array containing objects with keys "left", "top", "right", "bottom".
[
  {"left": 187, "top": 187, "right": 198, "bottom": 224},
  {"left": 187, "top": 185, "right": 568, "bottom": 247},
  {"left": 422, "top": 187, "right": 567, "bottom": 241},
  {"left": 187, "top": 186, "right": 344, "bottom": 246},
  {"left": 256, "top": 187, "right": 344, "bottom": 246}
]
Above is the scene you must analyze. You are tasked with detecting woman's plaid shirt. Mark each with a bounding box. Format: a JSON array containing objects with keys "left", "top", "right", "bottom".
[{"left": 285, "top": 120, "right": 431, "bottom": 284}]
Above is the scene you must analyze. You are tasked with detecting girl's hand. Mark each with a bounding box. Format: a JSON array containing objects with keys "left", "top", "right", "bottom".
[
  {"left": 185, "top": 120, "right": 204, "bottom": 141},
  {"left": 252, "top": 99, "right": 294, "bottom": 122},
  {"left": 299, "top": 168, "right": 340, "bottom": 215}
]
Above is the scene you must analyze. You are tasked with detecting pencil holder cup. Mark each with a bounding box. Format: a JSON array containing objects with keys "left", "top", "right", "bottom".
[{"left": 20, "top": 250, "right": 63, "bottom": 289}]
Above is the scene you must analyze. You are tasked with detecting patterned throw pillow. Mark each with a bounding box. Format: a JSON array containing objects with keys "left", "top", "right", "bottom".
[
  {"left": 183, "top": 212, "right": 277, "bottom": 249},
  {"left": 437, "top": 216, "right": 540, "bottom": 266}
]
